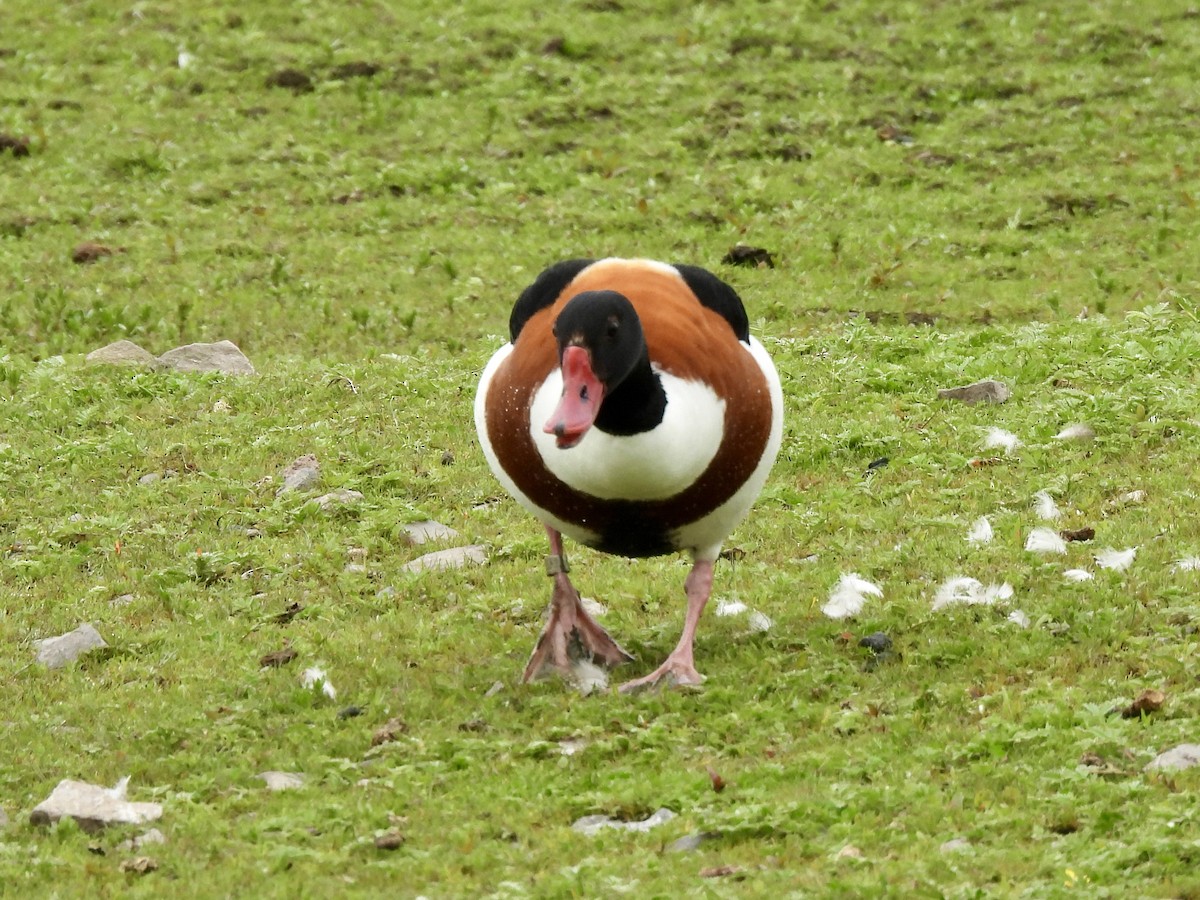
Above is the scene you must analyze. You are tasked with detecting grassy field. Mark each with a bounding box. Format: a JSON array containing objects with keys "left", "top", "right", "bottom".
[{"left": 2, "top": 0, "right": 1199, "bottom": 896}]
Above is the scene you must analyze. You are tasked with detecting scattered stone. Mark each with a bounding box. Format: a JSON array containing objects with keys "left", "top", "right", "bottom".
[
  {"left": 374, "top": 829, "right": 405, "bottom": 850},
  {"left": 1060, "top": 527, "right": 1095, "bottom": 542},
  {"left": 375, "top": 586, "right": 397, "bottom": 600},
  {"left": 1119, "top": 689, "right": 1165, "bottom": 719},
  {"left": 721, "top": 244, "right": 775, "bottom": 268},
  {"left": 1145, "top": 743, "right": 1200, "bottom": 772},
  {"left": 571, "top": 807, "right": 676, "bottom": 836},
  {"left": 119, "top": 856, "right": 158, "bottom": 874},
  {"left": 276, "top": 455, "right": 320, "bottom": 495},
  {"left": 371, "top": 717, "right": 408, "bottom": 746},
  {"left": 330, "top": 61, "right": 381, "bottom": 79},
  {"left": 858, "top": 632, "right": 893, "bottom": 654},
  {"left": 937, "top": 379, "right": 1011, "bottom": 405},
  {"left": 401, "top": 545, "right": 487, "bottom": 573},
  {"left": 30, "top": 778, "right": 162, "bottom": 833},
  {"left": 835, "top": 844, "right": 864, "bottom": 860},
  {"left": 259, "top": 646, "right": 297, "bottom": 668},
  {"left": 667, "top": 832, "right": 719, "bottom": 853},
  {"left": 71, "top": 241, "right": 116, "bottom": 264},
  {"left": 344, "top": 563, "right": 367, "bottom": 575},
  {"left": 85, "top": 340, "right": 159, "bottom": 369},
  {"left": 0, "top": 133, "right": 31, "bottom": 157},
  {"left": 484, "top": 681, "right": 505, "bottom": 698},
  {"left": 110, "top": 594, "right": 136, "bottom": 608},
  {"left": 580, "top": 597, "right": 607, "bottom": 617},
  {"left": 212, "top": 398, "right": 232, "bottom": 413},
  {"left": 876, "top": 123, "right": 914, "bottom": 144},
  {"left": 138, "top": 472, "right": 162, "bottom": 486},
  {"left": 402, "top": 520, "right": 460, "bottom": 546},
  {"left": 158, "top": 340, "right": 255, "bottom": 375},
  {"left": 557, "top": 738, "right": 587, "bottom": 756},
  {"left": 700, "top": 865, "right": 743, "bottom": 878},
  {"left": 116, "top": 828, "right": 166, "bottom": 852},
  {"left": 272, "top": 601, "right": 303, "bottom": 624},
  {"left": 440, "top": 450, "right": 455, "bottom": 466},
  {"left": 259, "top": 771, "right": 304, "bottom": 791},
  {"left": 34, "top": 623, "right": 108, "bottom": 668},
  {"left": 1110, "top": 489, "right": 1147, "bottom": 508},
  {"left": 338, "top": 705, "right": 364, "bottom": 720},
  {"left": 265, "top": 68, "right": 314, "bottom": 93},
  {"left": 312, "top": 489, "right": 364, "bottom": 511},
  {"left": 940, "top": 837, "right": 971, "bottom": 854}
]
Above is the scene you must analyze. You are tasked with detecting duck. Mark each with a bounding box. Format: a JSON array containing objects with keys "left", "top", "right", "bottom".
[{"left": 475, "top": 258, "right": 783, "bottom": 692}]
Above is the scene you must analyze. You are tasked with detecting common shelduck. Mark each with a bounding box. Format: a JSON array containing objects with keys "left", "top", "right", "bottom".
[{"left": 475, "top": 258, "right": 783, "bottom": 692}]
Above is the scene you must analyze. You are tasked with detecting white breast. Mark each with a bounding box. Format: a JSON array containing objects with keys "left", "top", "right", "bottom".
[{"left": 528, "top": 369, "right": 726, "bottom": 501}]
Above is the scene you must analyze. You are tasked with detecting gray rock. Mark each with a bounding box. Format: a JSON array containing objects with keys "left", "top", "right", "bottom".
[
  {"left": 137, "top": 472, "right": 162, "bottom": 486},
  {"left": 85, "top": 340, "right": 160, "bottom": 369},
  {"left": 34, "top": 623, "right": 108, "bottom": 668},
  {"left": 940, "top": 837, "right": 971, "bottom": 853},
  {"left": 276, "top": 455, "right": 320, "bottom": 495},
  {"left": 30, "top": 778, "right": 162, "bottom": 833},
  {"left": 402, "top": 520, "right": 460, "bottom": 546},
  {"left": 158, "top": 340, "right": 255, "bottom": 375},
  {"left": 667, "top": 831, "right": 720, "bottom": 853},
  {"left": 1145, "top": 743, "right": 1200, "bottom": 772},
  {"left": 117, "top": 827, "right": 166, "bottom": 852},
  {"left": 375, "top": 586, "right": 397, "bottom": 600},
  {"left": 312, "top": 489, "right": 364, "bottom": 511},
  {"left": 259, "top": 771, "right": 305, "bottom": 791},
  {"left": 401, "top": 545, "right": 487, "bottom": 573},
  {"left": 937, "top": 379, "right": 1011, "bottom": 405},
  {"left": 571, "top": 807, "right": 676, "bottom": 836}
]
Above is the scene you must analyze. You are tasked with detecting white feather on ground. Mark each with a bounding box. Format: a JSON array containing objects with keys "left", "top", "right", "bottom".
[
  {"left": 822, "top": 574, "right": 883, "bottom": 620},
  {"left": 746, "top": 610, "right": 773, "bottom": 633},
  {"left": 1095, "top": 547, "right": 1137, "bottom": 572},
  {"left": 932, "top": 577, "right": 1013, "bottom": 611},
  {"left": 1054, "top": 423, "right": 1095, "bottom": 442},
  {"left": 1033, "top": 490, "right": 1062, "bottom": 521},
  {"left": 1025, "top": 527, "right": 1067, "bottom": 554},
  {"left": 570, "top": 659, "right": 609, "bottom": 696},
  {"left": 715, "top": 599, "right": 748, "bottom": 617},
  {"left": 1007, "top": 610, "right": 1031, "bottom": 628},
  {"left": 1171, "top": 556, "right": 1200, "bottom": 572},
  {"left": 1064, "top": 568, "right": 1095, "bottom": 582},
  {"left": 301, "top": 666, "right": 337, "bottom": 700},
  {"left": 966, "top": 516, "right": 994, "bottom": 545},
  {"left": 982, "top": 427, "right": 1021, "bottom": 454}
]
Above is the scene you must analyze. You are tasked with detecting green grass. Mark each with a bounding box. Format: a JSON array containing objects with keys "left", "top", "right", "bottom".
[{"left": 2, "top": 0, "right": 1200, "bottom": 896}]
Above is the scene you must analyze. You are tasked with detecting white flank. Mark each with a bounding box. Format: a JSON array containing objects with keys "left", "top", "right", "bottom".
[
  {"left": 983, "top": 427, "right": 1021, "bottom": 454},
  {"left": 967, "top": 516, "right": 994, "bottom": 545},
  {"left": 1064, "top": 568, "right": 1095, "bottom": 582},
  {"left": 1095, "top": 547, "right": 1137, "bottom": 572},
  {"left": 1055, "top": 423, "right": 1095, "bottom": 442},
  {"left": 932, "top": 577, "right": 1013, "bottom": 611},
  {"left": 570, "top": 659, "right": 609, "bottom": 696},
  {"left": 1007, "top": 610, "right": 1031, "bottom": 628},
  {"left": 1033, "top": 490, "right": 1061, "bottom": 521},
  {"left": 1025, "top": 527, "right": 1067, "bottom": 554},
  {"left": 821, "top": 573, "right": 883, "bottom": 620},
  {"left": 1172, "top": 556, "right": 1200, "bottom": 572},
  {"left": 715, "top": 599, "right": 748, "bottom": 617},
  {"left": 301, "top": 666, "right": 337, "bottom": 700}
]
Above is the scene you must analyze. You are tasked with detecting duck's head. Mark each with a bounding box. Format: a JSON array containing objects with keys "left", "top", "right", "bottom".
[{"left": 544, "top": 290, "right": 645, "bottom": 449}]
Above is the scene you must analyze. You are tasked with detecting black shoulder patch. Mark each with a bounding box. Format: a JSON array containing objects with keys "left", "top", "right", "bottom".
[
  {"left": 672, "top": 264, "right": 751, "bottom": 342},
  {"left": 509, "top": 259, "right": 595, "bottom": 341}
]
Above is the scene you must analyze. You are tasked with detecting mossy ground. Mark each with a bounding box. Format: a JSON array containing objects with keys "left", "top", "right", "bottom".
[{"left": 2, "top": 1, "right": 1199, "bottom": 897}]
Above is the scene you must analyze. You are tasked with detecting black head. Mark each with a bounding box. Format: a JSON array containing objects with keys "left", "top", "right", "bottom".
[{"left": 551, "top": 290, "right": 646, "bottom": 388}]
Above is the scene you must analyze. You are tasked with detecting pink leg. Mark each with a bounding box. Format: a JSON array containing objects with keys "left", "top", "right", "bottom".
[
  {"left": 522, "top": 527, "right": 635, "bottom": 683},
  {"left": 619, "top": 558, "right": 714, "bottom": 694}
]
